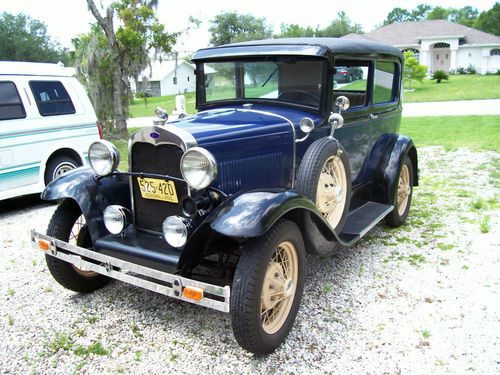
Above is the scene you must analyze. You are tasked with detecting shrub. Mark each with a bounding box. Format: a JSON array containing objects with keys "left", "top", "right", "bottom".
[
  {"left": 466, "top": 64, "right": 477, "bottom": 74},
  {"left": 431, "top": 70, "right": 449, "bottom": 83}
]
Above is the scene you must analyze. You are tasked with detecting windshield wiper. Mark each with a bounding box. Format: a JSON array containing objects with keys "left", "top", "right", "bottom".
[{"left": 261, "top": 66, "right": 280, "bottom": 87}]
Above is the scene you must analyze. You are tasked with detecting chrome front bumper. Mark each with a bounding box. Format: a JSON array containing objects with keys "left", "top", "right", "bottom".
[{"left": 30, "top": 230, "right": 230, "bottom": 313}]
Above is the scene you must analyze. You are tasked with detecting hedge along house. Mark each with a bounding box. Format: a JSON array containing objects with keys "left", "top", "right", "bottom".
[
  {"left": 131, "top": 60, "right": 196, "bottom": 97},
  {"left": 344, "top": 20, "right": 500, "bottom": 74}
]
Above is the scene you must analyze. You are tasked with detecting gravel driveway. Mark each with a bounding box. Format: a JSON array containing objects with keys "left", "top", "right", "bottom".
[{"left": 1, "top": 147, "right": 498, "bottom": 374}]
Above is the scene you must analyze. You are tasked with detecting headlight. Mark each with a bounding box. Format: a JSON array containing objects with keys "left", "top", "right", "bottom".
[
  {"left": 103, "top": 205, "right": 130, "bottom": 234},
  {"left": 163, "top": 216, "right": 188, "bottom": 248},
  {"left": 180, "top": 147, "right": 217, "bottom": 190},
  {"left": 88, "top": 140, "right": 120, "bottom": 176}
]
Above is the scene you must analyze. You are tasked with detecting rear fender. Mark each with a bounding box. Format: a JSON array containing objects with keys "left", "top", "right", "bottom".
[{"left": 41, "top": 167, "right": 131, "bottom": 243}]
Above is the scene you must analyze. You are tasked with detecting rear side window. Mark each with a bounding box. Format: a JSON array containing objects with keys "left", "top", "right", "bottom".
[
  {"left": 333, "top": 61, "right": 370, "bottom": 109},
  {"left": 29, "top": 80, "right": 75, "bottom": 116},
  {"left": 374, "top": 62, "right": 397, "bottom": 104},
  {"left": 0, "top": 81, "right": 26, "bottom": 120}
]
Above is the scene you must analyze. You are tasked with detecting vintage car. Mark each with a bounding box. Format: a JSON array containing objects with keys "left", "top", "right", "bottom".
[{"left": 31, "top": 38, "right": 418, "bottom": 355}]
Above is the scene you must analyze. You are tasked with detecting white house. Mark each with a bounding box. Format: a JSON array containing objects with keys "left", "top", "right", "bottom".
[
  {"left": 344, "top": 20, "right": 500, "bottom": 74},
  {"left": 131, "top": 60, "right": 196, "bottom": 97}
]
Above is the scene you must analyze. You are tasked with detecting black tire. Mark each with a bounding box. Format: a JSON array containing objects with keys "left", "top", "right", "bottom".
[
  {"left": 45, "top": 199, "right": 110, "bottom": 293},
  {"left": 385, "top": 156, "right": 414, "bottom": 228},
  {"left": 231, "top": 220, "right": 306, "bottom": 355},
  {"left": 44, "top": 155, "right": 79, "bottom": 185},
  {"left": 296, "top": 137, "right": 351, "bottom": 233}
]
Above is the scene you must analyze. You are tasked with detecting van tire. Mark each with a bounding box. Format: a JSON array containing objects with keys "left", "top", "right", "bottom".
[{"left": 45, "top": 155, "right": 79, "bottom": 185}]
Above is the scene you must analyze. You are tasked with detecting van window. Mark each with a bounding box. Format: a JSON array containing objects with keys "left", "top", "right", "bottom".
[
  {"left": 0, "top": 81, "right": 26, "bottom": 120},
  {"left": 29, "top": 81, "right": 76, "bottom": 116},
  {"left": 333, "top": 61, "right": 369, "bottom": 109},
  {"left": 374, "top": 62, "right": 397, "bottom": 104}
]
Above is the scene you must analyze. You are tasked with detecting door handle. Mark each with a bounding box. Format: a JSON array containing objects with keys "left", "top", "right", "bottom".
[{"left": 370, "top": 114, "right": 378, "bottom": 120}]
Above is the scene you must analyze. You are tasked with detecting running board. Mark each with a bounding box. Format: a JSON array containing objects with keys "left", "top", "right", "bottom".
[{"left": 338, "top": 202, "right": 393, "bottom": 245}]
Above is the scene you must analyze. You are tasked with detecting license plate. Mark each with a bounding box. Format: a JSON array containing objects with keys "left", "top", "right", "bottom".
[{"left": 137, "top": 177, "right": 179, "bottom": 203}]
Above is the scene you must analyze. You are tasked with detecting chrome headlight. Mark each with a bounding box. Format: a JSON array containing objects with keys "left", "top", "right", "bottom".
[
  {"left": 103, "top": 205, "right": 130, "bottom": 234},
  {"left": 180, "top": 147, "right": 217, "bottom": 190},
  {"left": 88, "top": 140, "right": 120, "bottom": 176},
  {"left": 163, "top": 216, "right": 188, "bottom": 248}
]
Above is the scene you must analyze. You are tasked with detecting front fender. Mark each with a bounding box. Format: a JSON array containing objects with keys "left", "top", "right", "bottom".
[{"left": 42, "top": 167, "right": 131, "bottom": 243}]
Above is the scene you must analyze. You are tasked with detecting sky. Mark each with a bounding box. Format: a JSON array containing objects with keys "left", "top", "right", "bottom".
[{"left": 0, "top": 0, "right": 496, "bottom": 55}]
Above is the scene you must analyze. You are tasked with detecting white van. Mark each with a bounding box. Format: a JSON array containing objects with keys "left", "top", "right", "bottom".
[{"left": 0, "top": 61, "right": 101, "bottom": 200}]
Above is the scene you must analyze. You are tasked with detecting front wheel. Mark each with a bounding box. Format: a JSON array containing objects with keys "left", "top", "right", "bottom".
[
  {"left": 231, "top": 220, "right": 306, "bottom": 354},
  {"left": 45, "top": 199, "right": 110, "bottom": 293}
]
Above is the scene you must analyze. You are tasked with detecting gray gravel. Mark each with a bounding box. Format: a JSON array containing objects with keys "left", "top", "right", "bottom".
[{"left": 0, "top": 146, "right": 498, "bottom": 374}]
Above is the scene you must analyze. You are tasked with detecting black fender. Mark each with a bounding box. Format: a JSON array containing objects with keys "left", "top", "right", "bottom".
[
  {"left": 41, "top": 167, "right": 131, "bottom": 243},
  {"left": 363, "top": 134, "right": 418, "bottom": 205},
  {"left": 205, "top": 189, "right": 340, "bottom": 254}
]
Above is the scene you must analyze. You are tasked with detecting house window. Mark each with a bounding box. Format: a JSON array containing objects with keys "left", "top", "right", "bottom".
[
  {"left": 491, "top": 49, "right": 500, "bottom": 56},
  {"left": 187, "top": 76, "right": 190, "bottom": 82},
  {"left": 401, "top": 48, "right": 419, "bottom": 60},
  {"left": 173, "top": 77, "right": 177, "bottom": 85},
  {"left": 434, "top": 42, "right": 450, "bottom": 49},
  {"left": 29, "top": 80, "right": 75, "bottom": 116},
  {"left": 0, "top": 81, "right": 26, "bottom": 120},
  {"left": 436, "top": 54, "right": 439, "bottom": 60}
]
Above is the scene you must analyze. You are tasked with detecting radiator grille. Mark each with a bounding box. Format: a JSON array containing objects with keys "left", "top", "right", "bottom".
[{"left": 131, "top": 142, "right": 188, "bottom": 232}]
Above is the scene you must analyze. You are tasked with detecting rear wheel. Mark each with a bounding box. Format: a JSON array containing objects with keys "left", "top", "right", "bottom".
[
  {"left": 44, "top": 155, "right": 79, "bottom": 185},
  {"left": 231, "top": 220, "right": 306, "bottom": 354},
  {"left": 386, "top": 156, "right": 414, "bottom": 227},
  {"left": 45, "top": 199, "right": 110, "bottom": 293}
]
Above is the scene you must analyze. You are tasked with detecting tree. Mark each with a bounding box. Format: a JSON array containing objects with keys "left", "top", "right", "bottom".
[
  {"left": 86, "top": 0, "right": 177, "bottom": 138},
  {"left": 209, "top": 12, "right": 273, "bottom": 46},
  {"left": 427, "top": 6, "right": 450, "bottom": 20},
  {"left": 449, "top": 6, "right": 479, "bottom": 27},
  {"left": 403, "top": 51, "right": 427, "bottom": 90},
  {"left": 278, "top": 24, "right": 315, "bottom": 38},
  {"left": 0, "top": 12, "right": 67, "bottom": 63},
  {"left": 383, "top": 4, "right": 431, "bottom": 25},
  {"left": 474, "top": 2, "right": 500, "bottom": 36},
  {"left": 315, "top": 12, "right": 362, "bottom": 37}
]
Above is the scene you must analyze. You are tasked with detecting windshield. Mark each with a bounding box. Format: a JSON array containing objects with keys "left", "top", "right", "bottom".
[{"left": 200, "top": 58, "right": 326, "bottom": 110}]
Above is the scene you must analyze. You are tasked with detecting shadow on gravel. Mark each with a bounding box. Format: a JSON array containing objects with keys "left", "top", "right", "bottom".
[{"left": 0, "top": 194, "right": 54, "bottom": 216}]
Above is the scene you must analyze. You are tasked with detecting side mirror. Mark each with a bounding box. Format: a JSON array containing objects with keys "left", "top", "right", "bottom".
[{"left": 335, "top": 96, "right": 350, "bottom": 112}]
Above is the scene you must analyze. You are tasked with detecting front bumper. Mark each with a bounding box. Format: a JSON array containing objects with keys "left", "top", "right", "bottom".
[{"left": 30, "top": 230, "right": 230, "bottom": 313}]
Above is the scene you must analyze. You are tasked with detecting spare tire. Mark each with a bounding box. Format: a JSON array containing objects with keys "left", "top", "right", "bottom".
[{"left": 296, "top": 137, "right": 351, "bottom": 233}]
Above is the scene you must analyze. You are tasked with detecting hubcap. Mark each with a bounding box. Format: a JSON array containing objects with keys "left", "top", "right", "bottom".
[
  {"left": 397, "top": 164, "right": 411, "bottom": 216},
  {"left": 260, "top": 241, "right": 298, "bottom": 334},
  {"left": 316, "top": 155, "right": 347, "bottom": 229},
  {"left": 53, "top": 162, "right": 77, "bottom": 180}
]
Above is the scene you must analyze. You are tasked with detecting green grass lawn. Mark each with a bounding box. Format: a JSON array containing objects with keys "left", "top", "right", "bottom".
[
  {"left": 403, "top": 75, "right": 500, "bottom": 103},
  {"left": 400, "top": 115, "right": 500, "bottom": 151},
  {"left": 129, "top": 92, "right": 196, "bottom": 118}
]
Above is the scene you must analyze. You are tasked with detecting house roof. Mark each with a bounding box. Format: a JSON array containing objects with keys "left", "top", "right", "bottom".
[
  {"left": 138, "top": 60, "right": 194, "bottom": 82},
  {"left": 343, "top": 20, "right": 500, "bottom": 47},
  {"left": 0, "top": 61, "right": 75, "bottom": 77}
]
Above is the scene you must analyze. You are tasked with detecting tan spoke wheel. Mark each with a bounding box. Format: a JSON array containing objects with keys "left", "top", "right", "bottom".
[
  {"left": 260, "top": 241, "right": 298, "bottom": 335},
  {"left": 69, "top": 215, "right": 98, "bottom": 277},
  {"left": 316, "top": 155, "right": 347, "bottom": 228},
  {"left": 397, "top": 164, "right": 411, "bottom": 216}
]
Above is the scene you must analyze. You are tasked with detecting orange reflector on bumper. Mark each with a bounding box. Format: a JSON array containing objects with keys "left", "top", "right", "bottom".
[
  {"left": 183, "top": 286, "right": 204, "bottom": 301},
  {"left": 38, "top": 240, "right": 50, "bottom": 251}
]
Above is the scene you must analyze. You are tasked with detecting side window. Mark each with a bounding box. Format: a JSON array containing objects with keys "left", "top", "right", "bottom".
[
  {"left": 374, "top": 61, "right": 397, "bottom": 104},
  {"left": 0, "top": 81, "right": 26, "bottom": 121},
  {"left": 333, "top": 61, "right": 369, "bottom": 109},
  {"left": 29, "top": 80, "right": 75, "bottom": 116}
]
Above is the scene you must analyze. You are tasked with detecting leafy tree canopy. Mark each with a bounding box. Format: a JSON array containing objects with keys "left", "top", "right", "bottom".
[
  {"left": 209, "top": 12, "right": 273, "bottom": 46},
  {"left": 474, "top": 2, "right": 500, "bottom": 36},
  {"left": 315, "top": 12, "right": 363, "bottom": 37},
  {"left": 0, "top": 12, "right": 67, "bottom": 63}
]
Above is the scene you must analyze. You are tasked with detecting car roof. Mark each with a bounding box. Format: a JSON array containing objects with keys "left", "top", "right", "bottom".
[
  {"left": 192, "top": 37, "right": 403, "bottom": 61},
  {"left": 0, "top": 61, "right": 75, "bottom": 77}
]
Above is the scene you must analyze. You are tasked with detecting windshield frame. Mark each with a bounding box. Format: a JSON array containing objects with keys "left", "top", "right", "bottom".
[{"left": 195, "top": 56, "right": 329, "bottom": 114}]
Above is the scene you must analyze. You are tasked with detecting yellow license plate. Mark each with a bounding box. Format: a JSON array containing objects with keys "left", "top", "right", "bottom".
[{"left": 137, "top": 177, "right": 178, "bottom": 203}]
